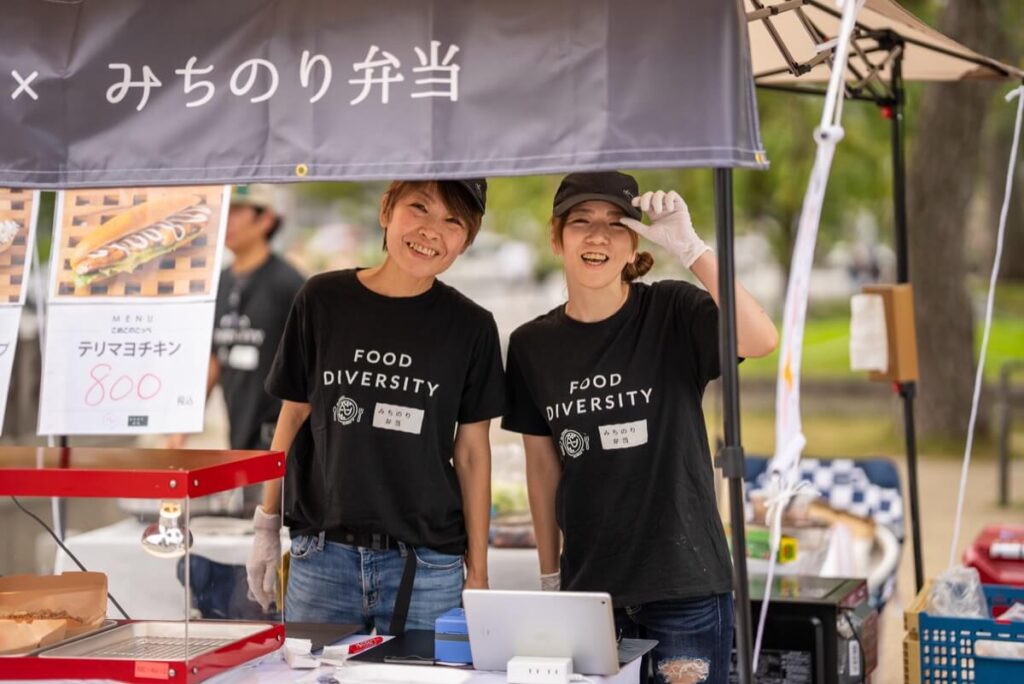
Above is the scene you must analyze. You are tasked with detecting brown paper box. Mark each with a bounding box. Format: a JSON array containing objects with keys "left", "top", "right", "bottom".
[
  {"left": 864, "top": 284, "right": 919, "bottom": 383},
  {"left": 0, "top": 572, "right": 107, "bottom": 639}
]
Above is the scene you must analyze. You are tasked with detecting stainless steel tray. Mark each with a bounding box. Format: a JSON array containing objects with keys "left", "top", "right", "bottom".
[{"left": 38, "top": 621, "right": 270, "bottom": 660}]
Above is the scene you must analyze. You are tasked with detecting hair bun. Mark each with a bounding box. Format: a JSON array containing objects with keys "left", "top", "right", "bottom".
[{"left": 622, "top": 251, "right": 654, "bottom": 282}]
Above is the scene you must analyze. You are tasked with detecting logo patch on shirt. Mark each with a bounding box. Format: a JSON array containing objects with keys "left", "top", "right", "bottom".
[
  {"left": 599, "top": 419, "right": 649, "bottom": 450},
  {"left": 558, "top": 429, "right": 589, "bottom": 459},
  {"left": 373, "top": 402, "right": 424, "bottom": 435},
  {"left": 332, "top": 395, "right": 363, "bottom": 425}
]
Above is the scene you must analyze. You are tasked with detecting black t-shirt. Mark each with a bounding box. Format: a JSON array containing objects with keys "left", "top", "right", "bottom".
[
  {"left": 502, "top": 280, "right": 733, "bottom": 606},
  {"left": 265, "top": 269, "right": 505, "bottom": 554},
  {"left": 213, "top": 254, "right": 305, "bottom": 450}
]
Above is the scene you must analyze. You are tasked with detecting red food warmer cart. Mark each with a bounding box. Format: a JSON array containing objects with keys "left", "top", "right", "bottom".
[{"left": 0, "top": 447, "right": 286, "bottom": 682}]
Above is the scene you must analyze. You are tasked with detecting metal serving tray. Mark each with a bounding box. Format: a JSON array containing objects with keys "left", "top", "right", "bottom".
[{"left": 38, "top": 621, "right": 269, "bottom": 660}]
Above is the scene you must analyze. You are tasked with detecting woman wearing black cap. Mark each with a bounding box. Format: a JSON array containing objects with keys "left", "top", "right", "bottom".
[
  {"left": 503, "top": 172, "right": 777, "bottom": 682},
  {"left": 246, "top": 180, "right": 503, "bottom": 635}
]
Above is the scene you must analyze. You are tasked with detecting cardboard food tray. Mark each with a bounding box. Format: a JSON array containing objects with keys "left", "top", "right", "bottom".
[
  {"left": 53, "top": 186, "right": 222, "bottom": 298},
  {"left": 0, "top": 619, "right": 119, "bottom": 657},
  {"left": 0, "top": 571, "right": 108, "bottom": 649},
  {"left": 0, "top": 619, "right": 66, "bottom": 656},
  {"left": 0, "top": 188, "right": 33, "bottom": 304}
]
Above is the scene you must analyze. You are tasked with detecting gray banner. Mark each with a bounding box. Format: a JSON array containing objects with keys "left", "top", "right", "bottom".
[{"left": 1, "top": 0, "right": 766, "bottom": 187}]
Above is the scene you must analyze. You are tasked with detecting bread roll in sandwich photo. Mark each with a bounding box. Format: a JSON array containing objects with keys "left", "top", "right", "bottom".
[{"left": 70, "top": 194, "right": 213, "bottom": 287}]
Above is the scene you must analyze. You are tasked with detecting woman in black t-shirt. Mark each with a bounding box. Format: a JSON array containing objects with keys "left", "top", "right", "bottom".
[
  {"left": 503, "top": 172, "right": 777, "bottom": 683},
  {"left": 246, "top": 180, "right": 504, "bottom": 634}
]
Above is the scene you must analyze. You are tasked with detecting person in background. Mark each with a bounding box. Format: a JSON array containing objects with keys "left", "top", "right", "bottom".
[
  {"left": 503, "top": 172, "right": 778, "bottom": 684},
  {"left": 167, "top": 184, "right": 304, "bottom": 458}
]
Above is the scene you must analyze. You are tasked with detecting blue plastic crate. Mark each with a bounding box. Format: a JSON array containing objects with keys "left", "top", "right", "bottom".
[{"left": 912, "top": 585, "right": 1024, "bottom": 683}]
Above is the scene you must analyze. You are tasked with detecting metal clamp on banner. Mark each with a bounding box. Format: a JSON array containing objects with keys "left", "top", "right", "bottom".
[{"left": 715, "top": 445, "right": 746, "bottom": 479}]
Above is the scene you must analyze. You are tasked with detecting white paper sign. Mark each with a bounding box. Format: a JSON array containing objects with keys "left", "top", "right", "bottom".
[
  {"left": 0, "top": 188, "right": 40, "bottom": 436},
  {"left": 39, "top": 185, "right": 228, "bottom": 435},
  {"left": 38, "top": 302, "right": 217, "bottom": 435}
]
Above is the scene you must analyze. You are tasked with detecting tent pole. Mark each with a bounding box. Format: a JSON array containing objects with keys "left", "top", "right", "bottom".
[
  {"left": 714, "top": 168, "right": 753, "bottom": 684},
  {"left": 888, "top": 46, "right": 925, "bottom": 593}
]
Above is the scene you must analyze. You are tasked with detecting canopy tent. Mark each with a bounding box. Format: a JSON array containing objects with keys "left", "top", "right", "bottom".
[
  {"left": 749, "top": 0, "right": 1023, "bottom": 86},
  {"left": 745, "top": 0, "right": 1023, "bottom": 598},
  {"left": 2, "top": 1, "right": 1020, "bottom": 682},
  {"left": 1, "top": 1, "right": 767, "bottom": 681}
]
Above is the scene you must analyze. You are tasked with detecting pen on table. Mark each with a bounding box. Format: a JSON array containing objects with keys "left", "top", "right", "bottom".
[{"left": 347, "top": 636, "right": 384, "bottom": 655}]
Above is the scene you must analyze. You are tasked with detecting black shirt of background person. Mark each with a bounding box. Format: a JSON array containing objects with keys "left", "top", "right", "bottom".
[
  {"left": 212, "top": 253, "right": 305, "bottom": 450},
  {"left": 265, "top": 269, "right": 505, "bottom": 554},
  {"left": 503, "top": 280, "right": 733, "bottom": 607}
]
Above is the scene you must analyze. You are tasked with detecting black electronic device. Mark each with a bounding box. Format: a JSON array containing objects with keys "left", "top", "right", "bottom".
[{"left": 730, "top": 575, "right": 878, "bottom": 684}]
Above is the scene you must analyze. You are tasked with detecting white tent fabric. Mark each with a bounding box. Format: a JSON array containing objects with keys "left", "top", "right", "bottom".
[{"left": 747, "top": 0, "right": 1023, "bottom": 84}]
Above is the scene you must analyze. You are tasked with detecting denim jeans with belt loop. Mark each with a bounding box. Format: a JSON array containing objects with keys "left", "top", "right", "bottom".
[
  {"left": 284, "top": 532, "right": 464, "bottom": 634},
  {"left": 615, "top": 592, "right": 735, "bottom": 684}
]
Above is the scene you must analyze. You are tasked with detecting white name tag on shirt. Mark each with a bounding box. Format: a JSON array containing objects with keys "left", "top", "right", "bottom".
[
  {"left": 373, "top": 402, "right": 425, "bottom": 435},
  {"left": 599, "top": 419, "right": 649, "bottom": 450},
  {"left": 227, "top": 344, "right": 260, "bottom": 371}
]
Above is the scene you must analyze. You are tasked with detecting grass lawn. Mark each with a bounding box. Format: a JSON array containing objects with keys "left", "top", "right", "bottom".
[
  {"left": 740, "top": 313, "right": 1023, "bottom": 382},
  {"left": 731, "top": 283, "right": 1024, "bottom": 458}
]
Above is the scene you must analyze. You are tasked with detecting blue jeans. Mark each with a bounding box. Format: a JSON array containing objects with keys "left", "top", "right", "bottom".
[
  {"left": 615, "top": 593, "right": 734, "bottom": 684},
  {"left": 284, "top": 534, "right": 464, "bottom": 634}
]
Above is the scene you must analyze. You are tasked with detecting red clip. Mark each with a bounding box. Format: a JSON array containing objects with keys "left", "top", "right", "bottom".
[{"left": 880, "top": 105, "right": 893, "bottom": 120}]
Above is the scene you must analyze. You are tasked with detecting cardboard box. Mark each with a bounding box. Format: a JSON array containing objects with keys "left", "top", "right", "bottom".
[{"left": 863, "top": 284, "right": 919, "bottom": 383}]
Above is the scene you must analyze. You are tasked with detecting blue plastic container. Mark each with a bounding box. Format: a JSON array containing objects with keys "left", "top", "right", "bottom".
[
  {"left": 435, "top": 607, "right": 472, "bottom": 664},
  {"left": 908, "top": 584, "right": 1024, "bottom": 683}
]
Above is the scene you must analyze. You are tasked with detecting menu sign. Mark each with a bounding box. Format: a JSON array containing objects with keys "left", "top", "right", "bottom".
[{"left": 38, "top": 186, "right": 228, "bottom": 435}]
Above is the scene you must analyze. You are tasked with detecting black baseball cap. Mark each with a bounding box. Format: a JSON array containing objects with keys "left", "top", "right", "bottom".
[
  {"left": 552, "top": 171, "right": 642, "bottom": 220},
  {"left": 454, "top": 178, "right": 487, "bottom": 214}
]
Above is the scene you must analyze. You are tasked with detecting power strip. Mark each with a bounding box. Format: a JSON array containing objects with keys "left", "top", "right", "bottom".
[{"left": 506, "top": 656, "right": 574, "bottom": 684}]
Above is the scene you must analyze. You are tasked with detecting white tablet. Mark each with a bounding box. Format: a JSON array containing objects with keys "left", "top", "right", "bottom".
[{"left": 462, "top": 589, "right": 620, "bottom": 675}]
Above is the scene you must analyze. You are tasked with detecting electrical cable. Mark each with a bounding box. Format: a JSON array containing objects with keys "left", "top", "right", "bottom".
[
  {"left": 947, "top": 84, "right": 1024, "bottom": 568},
  {"left": 10, "top": 496, "right": 131, "bottom": 620}
]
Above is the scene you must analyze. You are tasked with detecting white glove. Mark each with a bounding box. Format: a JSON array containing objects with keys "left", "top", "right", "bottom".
[
  {"left": 246, "top": 506, "right": 282, "bottom": 612},
  {"left": 621, "top": 190, "right": 711, "bottom": 268},
  {"left": 540, "top": 571, "right": 561, "bottom": 591}
]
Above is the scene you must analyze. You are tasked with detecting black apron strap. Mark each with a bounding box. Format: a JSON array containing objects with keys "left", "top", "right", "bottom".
[{"left": 389, "top": 543, "right": 417, "bottom": 635}]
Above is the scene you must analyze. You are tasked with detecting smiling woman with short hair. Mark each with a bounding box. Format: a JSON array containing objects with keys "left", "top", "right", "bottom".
[
  {"left": 246, "top": 179, "right": 503, "bottom": 635},
  {"left": 503, "top": 171, "right": 777, "bottom": 684}
]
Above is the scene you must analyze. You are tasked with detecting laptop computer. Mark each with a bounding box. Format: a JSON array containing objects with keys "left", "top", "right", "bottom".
[{"left": 462, "top": 589, "right": 621, "bottom": 675}]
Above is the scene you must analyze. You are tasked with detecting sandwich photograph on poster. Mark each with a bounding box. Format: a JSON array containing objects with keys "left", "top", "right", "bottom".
[
  {"left": 49, "top": 186, "right": 227, "bottom": 300},
  {"left": 37, "top": 186, "right": 228, "bottom": 435}
]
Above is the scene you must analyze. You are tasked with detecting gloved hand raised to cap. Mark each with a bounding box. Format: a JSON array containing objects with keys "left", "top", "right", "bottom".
[
  {"left": 246, "top": 505, "right": 282, "bottom": 612},
  {"left": 620, "top": 190, "right": 711, "bottom": 269}
]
